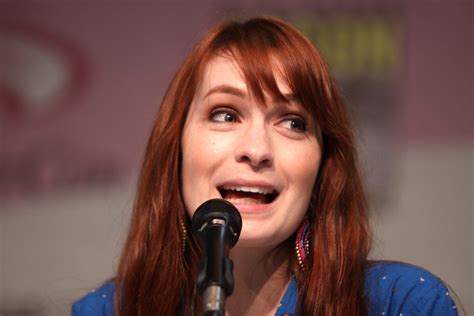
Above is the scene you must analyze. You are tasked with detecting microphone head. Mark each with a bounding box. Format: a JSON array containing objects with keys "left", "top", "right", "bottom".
[{"left": 191, "top": 199, "right": 242, "bottom": 247}]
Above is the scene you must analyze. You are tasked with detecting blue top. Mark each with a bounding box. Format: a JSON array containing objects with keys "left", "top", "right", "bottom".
[{"left": 72, "top": 262, "right": 458, "bottom": 315}]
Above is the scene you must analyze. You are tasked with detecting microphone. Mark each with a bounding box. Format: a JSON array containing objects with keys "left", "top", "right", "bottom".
[{"left": 191, "top": 199, "right": 242, "bottom": 316}]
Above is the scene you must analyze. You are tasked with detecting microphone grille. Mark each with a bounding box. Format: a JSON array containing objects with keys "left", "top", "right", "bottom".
[{"left": 191, "top": 199, "right": 242, "bottom": 245}]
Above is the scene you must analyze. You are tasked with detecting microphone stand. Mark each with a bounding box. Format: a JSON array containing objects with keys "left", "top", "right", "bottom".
[
  {"left": 192, "top": 199, "right": 242, "bottom": 316},
  {"left": 197, "top": 226, "right": 235, "bottom": 316}
]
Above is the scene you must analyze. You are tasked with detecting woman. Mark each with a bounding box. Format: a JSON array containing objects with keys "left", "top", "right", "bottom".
[{"left": 73, "top": 16, "right": 458, "bottom": 315}]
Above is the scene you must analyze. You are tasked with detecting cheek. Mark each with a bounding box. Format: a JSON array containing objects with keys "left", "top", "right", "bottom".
[
  {"left": 279, "top": 142, "right": 321, "bottom": 226},
  {"left": 284, "top": 142, "right": 321, "bottom": 191},
  {"left": 300, "top": 156, "right": 321, "bottom": 191},
  {"left": 181, "top": 131, "right": 235, "bottom": 217},
  {"left": 181, "top": 136, "right": 208, "bottom": 217},
  {"left": 181, "top": 132, "right": 202, "bottom": 217}
]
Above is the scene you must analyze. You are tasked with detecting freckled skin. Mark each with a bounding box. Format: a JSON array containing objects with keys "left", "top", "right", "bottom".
[{"left": 181, "top": 56, "right": 322, "bottom": 249}]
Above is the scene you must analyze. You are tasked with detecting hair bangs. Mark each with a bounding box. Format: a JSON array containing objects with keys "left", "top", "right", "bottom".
[{"left": 209, "top": 18, "right": 324, "bottom": 119}]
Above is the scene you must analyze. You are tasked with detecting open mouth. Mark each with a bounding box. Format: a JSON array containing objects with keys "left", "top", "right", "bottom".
[{"left": 217, "top": 185, "right": 279, "bottom": 205}]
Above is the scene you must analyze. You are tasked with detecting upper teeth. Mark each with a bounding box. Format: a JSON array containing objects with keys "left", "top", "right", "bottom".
[{"left": 221, "top": 185, "right": 273, "bottom": 194}]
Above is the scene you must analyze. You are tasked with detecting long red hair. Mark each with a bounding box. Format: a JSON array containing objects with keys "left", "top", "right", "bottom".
[{"left": 115, "top": 16, "right": 371, "bottom": 315}]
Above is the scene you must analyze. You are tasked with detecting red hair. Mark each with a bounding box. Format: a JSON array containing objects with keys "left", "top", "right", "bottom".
[{"left": 115, "top": 16, "right": 371, "bottom": 315}]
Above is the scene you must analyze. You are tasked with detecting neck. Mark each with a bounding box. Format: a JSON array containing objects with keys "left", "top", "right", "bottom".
[{"left": 225, "top": 245, "right": 291, "bottom": 315}]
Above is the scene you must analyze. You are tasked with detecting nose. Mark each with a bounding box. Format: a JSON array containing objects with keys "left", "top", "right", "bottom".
[{"left": 235, "top": 122, "right": 274, "bottom": 169}]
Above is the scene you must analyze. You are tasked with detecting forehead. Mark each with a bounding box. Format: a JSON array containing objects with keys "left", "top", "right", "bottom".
[{"left": 196, "top": 55, "right": 291, "bottom": 98}]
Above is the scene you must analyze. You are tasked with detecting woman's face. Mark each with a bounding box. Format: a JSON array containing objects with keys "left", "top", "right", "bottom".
[{"left": 181, "top": 56, "right": 322, "bottom": 248}]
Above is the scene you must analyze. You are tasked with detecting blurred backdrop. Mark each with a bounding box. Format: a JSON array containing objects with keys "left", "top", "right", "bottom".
[{"left": 1, "top": 0, "right": 472, "bottom": 315}]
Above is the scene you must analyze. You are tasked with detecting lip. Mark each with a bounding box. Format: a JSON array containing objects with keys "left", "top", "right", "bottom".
[{"left": 216, "top": 178, "right": 281, "bottom": 213}]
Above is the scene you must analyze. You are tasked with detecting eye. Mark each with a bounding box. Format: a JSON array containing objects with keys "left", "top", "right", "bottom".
[
  {"left": 209, "top": 108, "right": 238, "bottom": 123},
  {"left": 280, "top": 117, "right": 306, "bottom": 133}
]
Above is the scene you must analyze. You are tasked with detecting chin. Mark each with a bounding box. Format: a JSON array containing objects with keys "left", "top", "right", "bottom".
[{"left": 234, "top": 229, "right": 287, "bottom": 249}]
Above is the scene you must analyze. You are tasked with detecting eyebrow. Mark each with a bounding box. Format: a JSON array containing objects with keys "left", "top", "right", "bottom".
[
  {"left": 203, "top": 84, "right": 246, "bottom": 99},
  {"left": 203, "top": 84, "right": 297, "bottom": 103}
]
